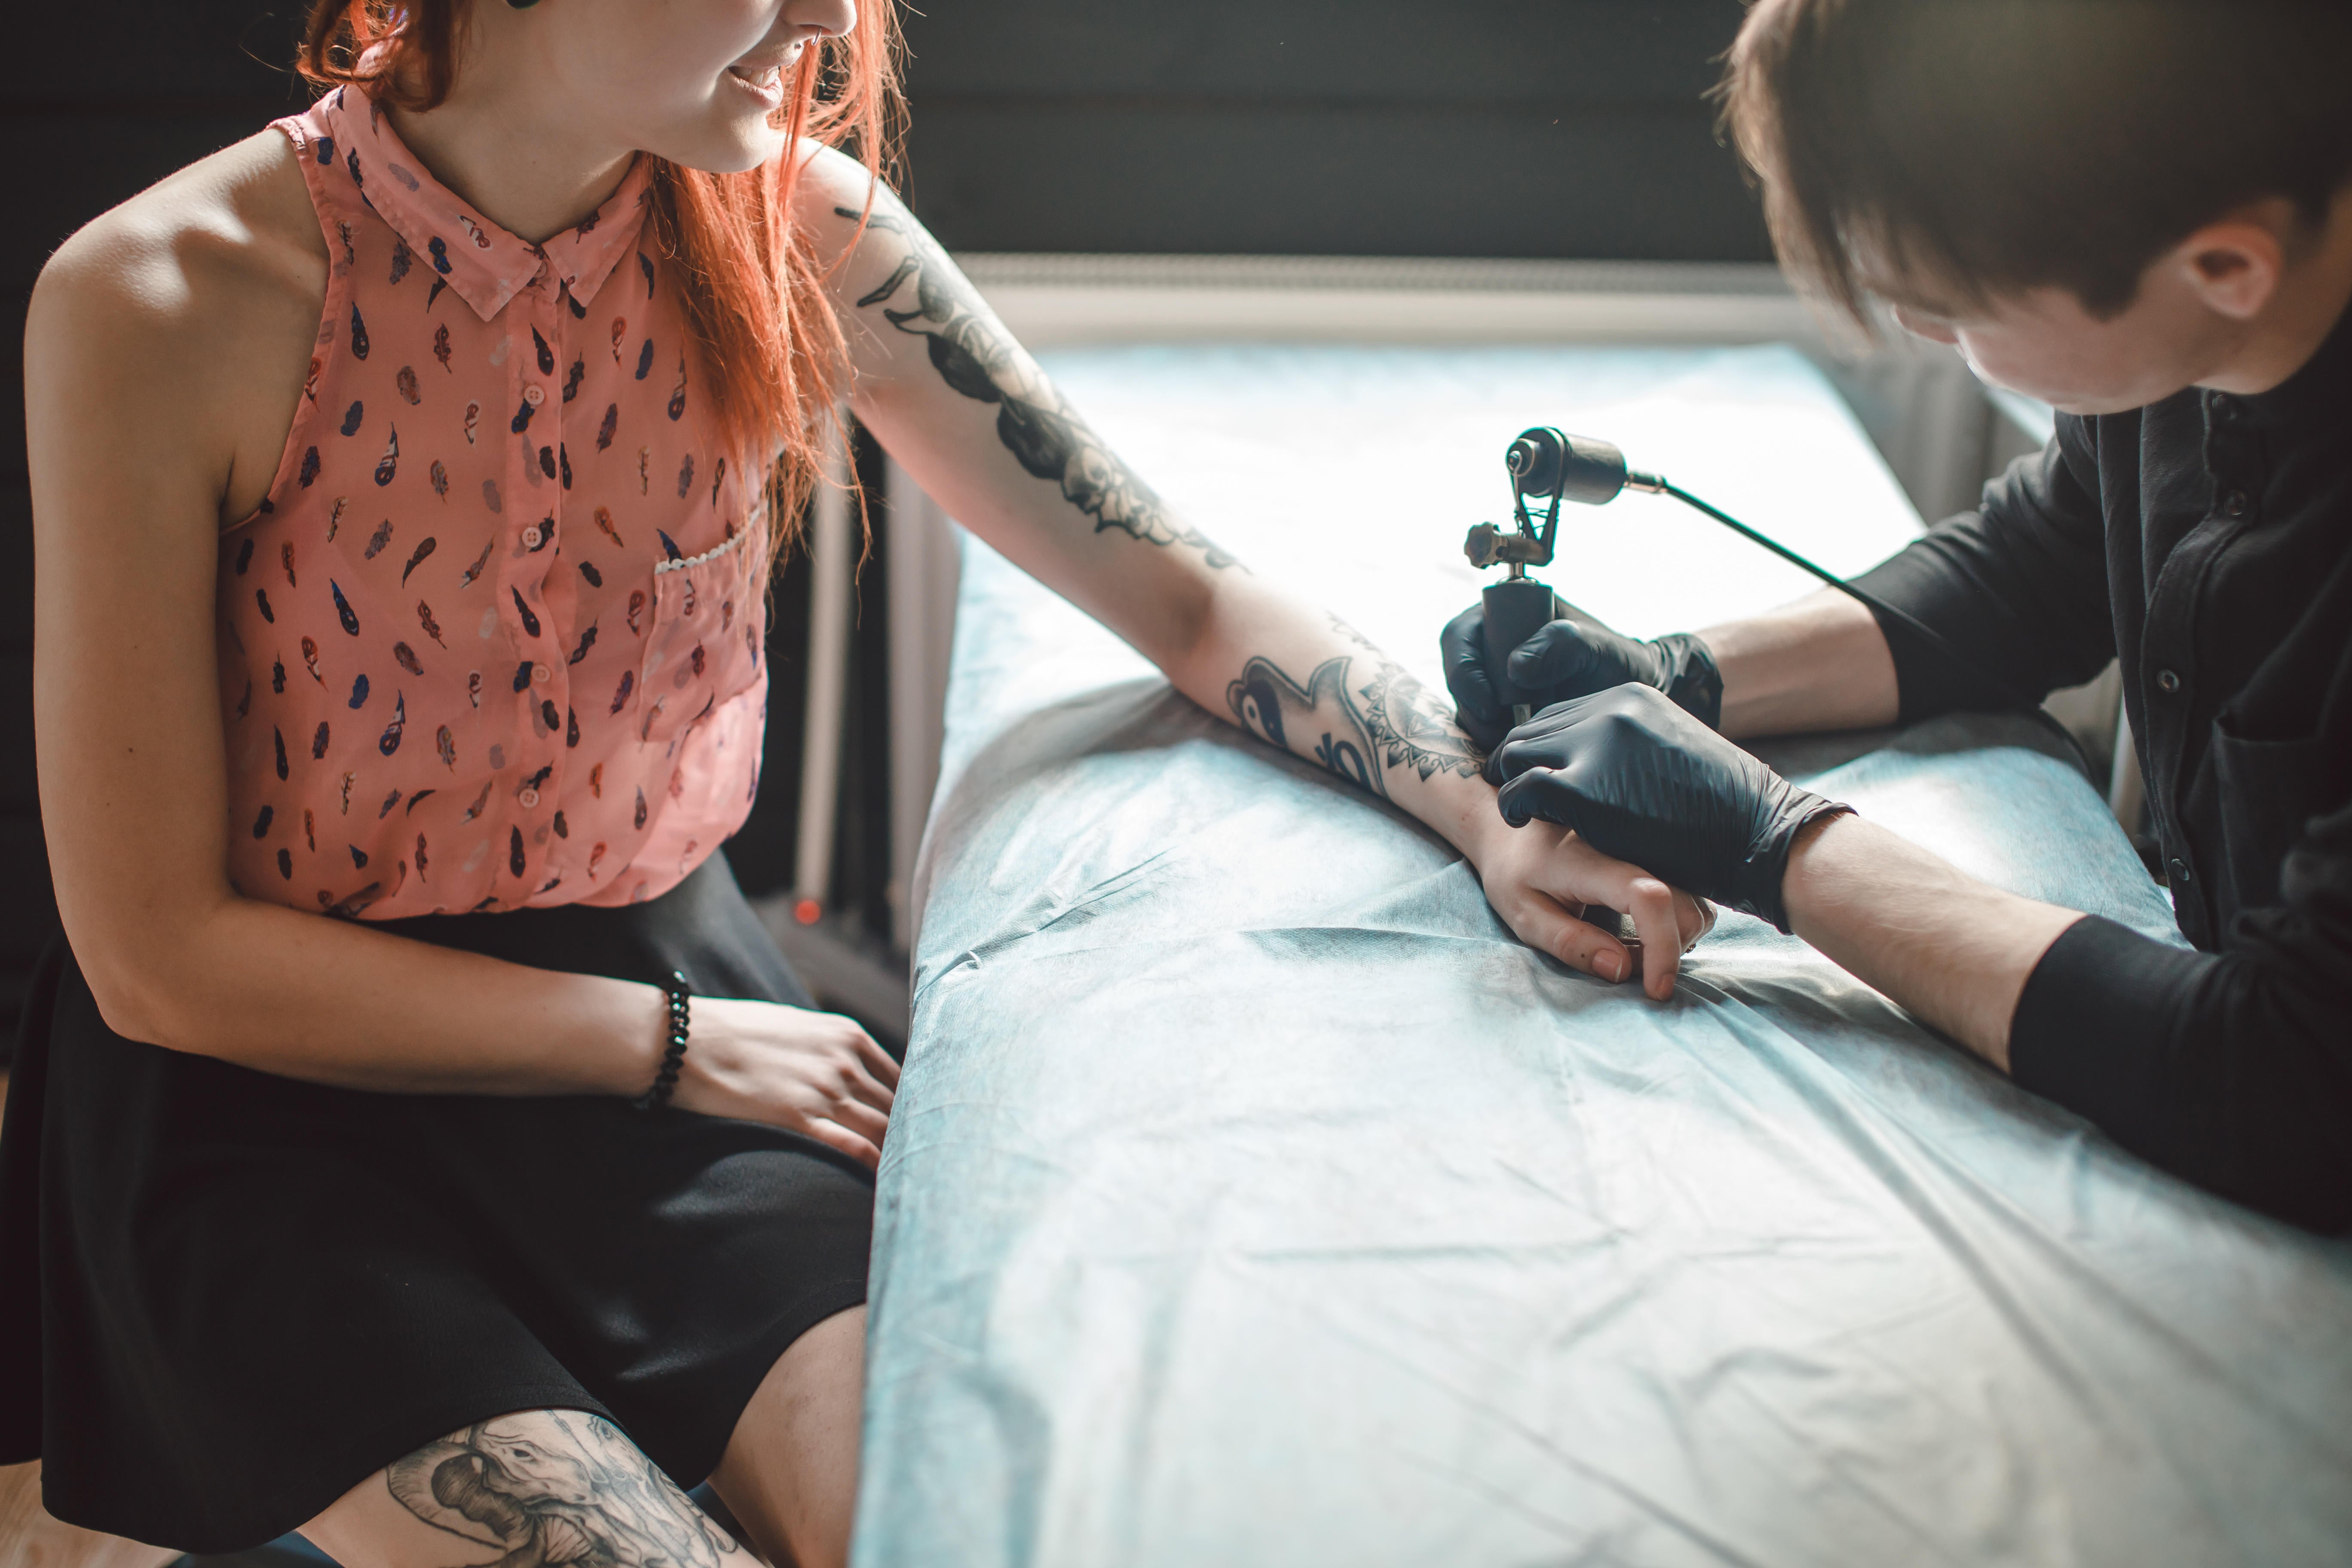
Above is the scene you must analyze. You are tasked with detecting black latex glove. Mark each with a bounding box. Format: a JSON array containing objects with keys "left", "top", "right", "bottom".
[
  {"left": 1489, "top": 684, "right": 1852, "bottom": 933},
  {"left": 1441, "top": 599, "right": 1725, "bottom": 754}
]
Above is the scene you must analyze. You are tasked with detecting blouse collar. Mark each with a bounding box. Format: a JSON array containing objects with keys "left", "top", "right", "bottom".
[{"left": 315, "top": 84, "right": 655, "bottom": 323}]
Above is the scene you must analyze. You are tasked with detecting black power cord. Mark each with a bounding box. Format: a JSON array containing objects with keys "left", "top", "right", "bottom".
[{"left": 1479, "top": 427, "right": 2046, "bottom": 717}]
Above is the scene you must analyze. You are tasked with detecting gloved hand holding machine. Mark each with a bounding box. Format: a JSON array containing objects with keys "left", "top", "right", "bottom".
[{"left": 1449, "top": 426, "right": 2038, "bottom": 934}]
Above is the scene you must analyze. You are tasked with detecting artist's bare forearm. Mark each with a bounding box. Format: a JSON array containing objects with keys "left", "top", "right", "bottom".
[
  {"left": 1781, "top": 813, "right": 2083, "bottom": 1068},
  {"left": 1701, "top": 588, "right": 1901, "bottom": 739}
]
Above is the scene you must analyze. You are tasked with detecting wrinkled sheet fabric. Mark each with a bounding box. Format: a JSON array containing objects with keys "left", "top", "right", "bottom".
[{"left": 857, "top": 347, "right": 2352, "bottom": 1567}]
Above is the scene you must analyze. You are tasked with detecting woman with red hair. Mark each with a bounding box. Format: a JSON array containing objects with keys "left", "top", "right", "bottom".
[{"left": 2, "top": 3, "right": 1706, "bottom": 1564}]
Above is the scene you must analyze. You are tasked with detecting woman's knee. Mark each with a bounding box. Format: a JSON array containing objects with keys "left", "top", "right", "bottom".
[
  {"left": 303, "top": 1411, "right": 743, "bottom": 1568},
  {"left": 708, "top": 1306, "right": 868, "bottom": 1568}
]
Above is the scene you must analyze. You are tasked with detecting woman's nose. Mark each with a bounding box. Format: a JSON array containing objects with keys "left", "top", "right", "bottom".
[{"left": 784, "top": 0, "right": 856, "bottom": 40}]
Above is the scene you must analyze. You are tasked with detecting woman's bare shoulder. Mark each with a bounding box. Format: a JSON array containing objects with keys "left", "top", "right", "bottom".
[
  {"left": 788, "top": 141, "right": 914, "bottom": 271},
  {"left": 36, "top": 128, "right": 325, "bottom": 341},
  {"left": 29, "top": 129, "right": 328, "bottom": 521}
]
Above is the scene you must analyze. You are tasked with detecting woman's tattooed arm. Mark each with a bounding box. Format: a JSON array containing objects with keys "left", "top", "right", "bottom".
[
  {"left": 839, "top": 205, "right": 1237, "bottom": 570},
  {"left": 817, "top": 176, "right": 1701, "bottom": 979},
  {"left": 833, "top": 200, "right": 1477, "bottom": 812},
  {"left": 1226, "top": 618, "right": 1483, "bottom": 802}
]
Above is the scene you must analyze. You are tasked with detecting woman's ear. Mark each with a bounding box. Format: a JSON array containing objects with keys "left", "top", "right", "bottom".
[{"left": 2171, "top": 199, "right": 2296, "bottom": 322}]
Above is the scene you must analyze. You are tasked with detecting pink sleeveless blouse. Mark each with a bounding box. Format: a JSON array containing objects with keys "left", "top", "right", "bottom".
[{"left": 221, "top": 87, "right": 770, "bottom": 919}]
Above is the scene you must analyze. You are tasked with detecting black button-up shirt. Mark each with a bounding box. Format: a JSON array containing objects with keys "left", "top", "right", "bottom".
[{"left": 1851, "top": 305, "right": 2352, "bottom": 1231}]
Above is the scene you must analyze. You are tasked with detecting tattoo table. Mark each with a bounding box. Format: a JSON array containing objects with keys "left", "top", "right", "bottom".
[{"left": 850, "top": 346, "right": 2352, "bottom": 1566}]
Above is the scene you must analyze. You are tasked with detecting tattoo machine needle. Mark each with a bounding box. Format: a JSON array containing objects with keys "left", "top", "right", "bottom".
[{"left": 1464, "top": 427, "right": 2042, "bottom": 720}]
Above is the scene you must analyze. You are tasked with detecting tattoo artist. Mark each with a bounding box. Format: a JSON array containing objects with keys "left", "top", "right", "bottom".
[{"left": 1446, "top": 0, "right": 2352, "bottom": 1232}]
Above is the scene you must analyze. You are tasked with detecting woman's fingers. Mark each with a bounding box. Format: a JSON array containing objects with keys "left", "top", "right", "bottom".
[
  {"left": 825, "top": 1094, "right": 891, "bottom": 1146},
  {"left": 854, "top": 1031, "right": 902, "bottom": 1090},
  {"left": 847, "top": 1079, "right": 894, "bottom": 1121},
  {"left": 1508, "top": 889, "right": 1636, "bottom": 986},
  {"left": 839, "top": 1050, "right": 895, "bottom": 1117},
  {"left": 798, "top": 1116, "right": 884, "bottom": 1171},
  {"left": 1615, "top": 874, "right": 1685, "bottom": 1000},
  {"left": 1677, "top": 892, "right": 1718, "bottom": 951},
  {"left": 1515, "top": 827, "right": 1702, "bottom": 998}
]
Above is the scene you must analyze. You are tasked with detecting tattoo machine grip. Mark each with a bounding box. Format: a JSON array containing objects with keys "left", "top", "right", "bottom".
[{"left": 1483, "top": 576, "right": 1559, "bottom": 725}]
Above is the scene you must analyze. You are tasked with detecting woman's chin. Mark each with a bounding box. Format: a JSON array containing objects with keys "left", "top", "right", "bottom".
[{"left": 648, "top": 116, "right": 790, "bottom": 175}]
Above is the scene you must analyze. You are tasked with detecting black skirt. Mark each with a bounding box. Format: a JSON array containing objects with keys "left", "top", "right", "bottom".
[{"left": 0, "top": 854, "right": 874, "bottom": 1554}]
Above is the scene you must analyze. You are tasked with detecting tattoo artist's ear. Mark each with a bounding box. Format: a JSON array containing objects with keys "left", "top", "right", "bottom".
[{"left": 2172, "top": 199, "right": 2293, "bottom": 322}]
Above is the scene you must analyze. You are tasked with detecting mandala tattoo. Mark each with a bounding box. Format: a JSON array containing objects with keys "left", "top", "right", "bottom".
[
  {"left": 1359, "top": 662, "right": 1486, "bottom": 782},
  {"left": 1227, "top": 638, "right": 1482, "bottom": 802},
  {"left": 1327, "top": 615, "right": 1485, "bottom": 783},
  {"left": 839, "top": 205, "right": 1238, "bottom": 570},
  {"left": 385, "top": 1412, "right": 739, "bottom": 1568}
]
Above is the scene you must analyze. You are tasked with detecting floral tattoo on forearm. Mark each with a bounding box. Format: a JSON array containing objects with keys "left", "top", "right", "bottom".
[
  {"left": 840, "top": 205, "right": 1237, "bottom": 570},
  {"left": 1227, "top": 618, "right": 1484, "bottom": 800}
]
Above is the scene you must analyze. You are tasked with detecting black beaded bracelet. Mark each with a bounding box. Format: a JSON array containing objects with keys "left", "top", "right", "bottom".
[{"left": 632, "top": 970, "right": 692, "bottom": 1112}]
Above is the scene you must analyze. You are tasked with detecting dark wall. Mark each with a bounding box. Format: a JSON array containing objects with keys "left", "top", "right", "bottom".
[
  {"left": 897, "top": 0, "right": 1766, "bottom": 259},
  {"left": 0, "top": 1, "right": 1764, "bottom": 1044},
  {"left": 1, "top": 6, "right": 314, "bottom": 1047}
]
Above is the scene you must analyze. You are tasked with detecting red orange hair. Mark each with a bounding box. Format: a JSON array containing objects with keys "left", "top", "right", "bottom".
[{"left": 297, "top": 0, "right": 903, "bottom": 563}]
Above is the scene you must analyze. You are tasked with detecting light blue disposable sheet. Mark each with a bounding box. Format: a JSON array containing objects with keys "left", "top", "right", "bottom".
[{"left": 854, "top": 346, "right": 2352, "bottom": 1566}]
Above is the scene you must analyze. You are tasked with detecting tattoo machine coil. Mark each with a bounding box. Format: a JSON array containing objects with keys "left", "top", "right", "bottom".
[{"left": 1465, "top": 427, "right": 2040, "bottom": 719}]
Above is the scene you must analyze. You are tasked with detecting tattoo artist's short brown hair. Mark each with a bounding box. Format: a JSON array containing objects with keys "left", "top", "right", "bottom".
[{"left": 1719, "top": 0, "right": 2352, "bottom": 321}]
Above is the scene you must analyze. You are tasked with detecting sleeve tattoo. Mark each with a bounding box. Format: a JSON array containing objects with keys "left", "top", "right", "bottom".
[
  {"left": 838, "top": 205, "right": 1238, "bottom": 570},
  {"left": 384, "top": 1412, "right": 740, "bottom": 1568},
  {"left": 835, "top": 208, "right": 1473, "bottom": 799},
  {"left": 1226, "top": 619, "right": 1483, "bottom": 800}
]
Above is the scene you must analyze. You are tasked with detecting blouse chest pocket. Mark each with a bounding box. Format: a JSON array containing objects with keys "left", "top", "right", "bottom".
[{"left": 633, "top": 532, "right": 765, "bottom": 747}]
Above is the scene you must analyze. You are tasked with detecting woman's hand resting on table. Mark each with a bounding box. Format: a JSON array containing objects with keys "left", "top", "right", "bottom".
[
  {"left": 1466, "top": 813, "right": 1716, "bottom": 1001},
  {"left": 671, "top": 998, "right": 900, "bottom": 1168}
]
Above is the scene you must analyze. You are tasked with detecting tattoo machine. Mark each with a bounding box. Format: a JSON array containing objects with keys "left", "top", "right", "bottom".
[
  {"left": 1461, "top": 429, "right": 1631, "bottom": 724},
  {"left": 1464, "top": 426, "right": 2040, "bottom": 717}
]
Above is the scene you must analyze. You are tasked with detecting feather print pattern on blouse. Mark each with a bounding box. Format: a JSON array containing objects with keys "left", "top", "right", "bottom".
[{"left": 216, "top": 86, "right": 769, "bottom": 920}]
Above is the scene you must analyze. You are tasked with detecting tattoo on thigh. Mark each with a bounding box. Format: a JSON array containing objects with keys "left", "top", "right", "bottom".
[
  {"left": 836, "top": 205, "right": 1238, "bottom": 570},
  {"left": 384, "top": 1412, "right": 738, "bottom": 1568},
  {"left": 1227, "top": 634, "right": 1482, "bottom": 800}
]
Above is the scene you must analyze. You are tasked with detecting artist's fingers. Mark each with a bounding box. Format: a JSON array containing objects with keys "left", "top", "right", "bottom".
[
  {"left": 1487, "top": 695, "right": 1599, "bottom": 786},
  {"left": 1495, "top": 767, "right": 1573, "bottom": 826},
  {"left": 1507, "top": 620, "right": 1605, "bottom": 689},
  {"left": 1441, "top": 604, "right": 1508, "bottom": 749},
  {"left": 1507, "top": 889, "right": 1636, "bottom": 986}
]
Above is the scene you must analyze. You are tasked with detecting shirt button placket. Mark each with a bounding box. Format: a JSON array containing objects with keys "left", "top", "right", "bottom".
[{"left": 526, "top": 270, "right": 568, "bottom": 885}]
